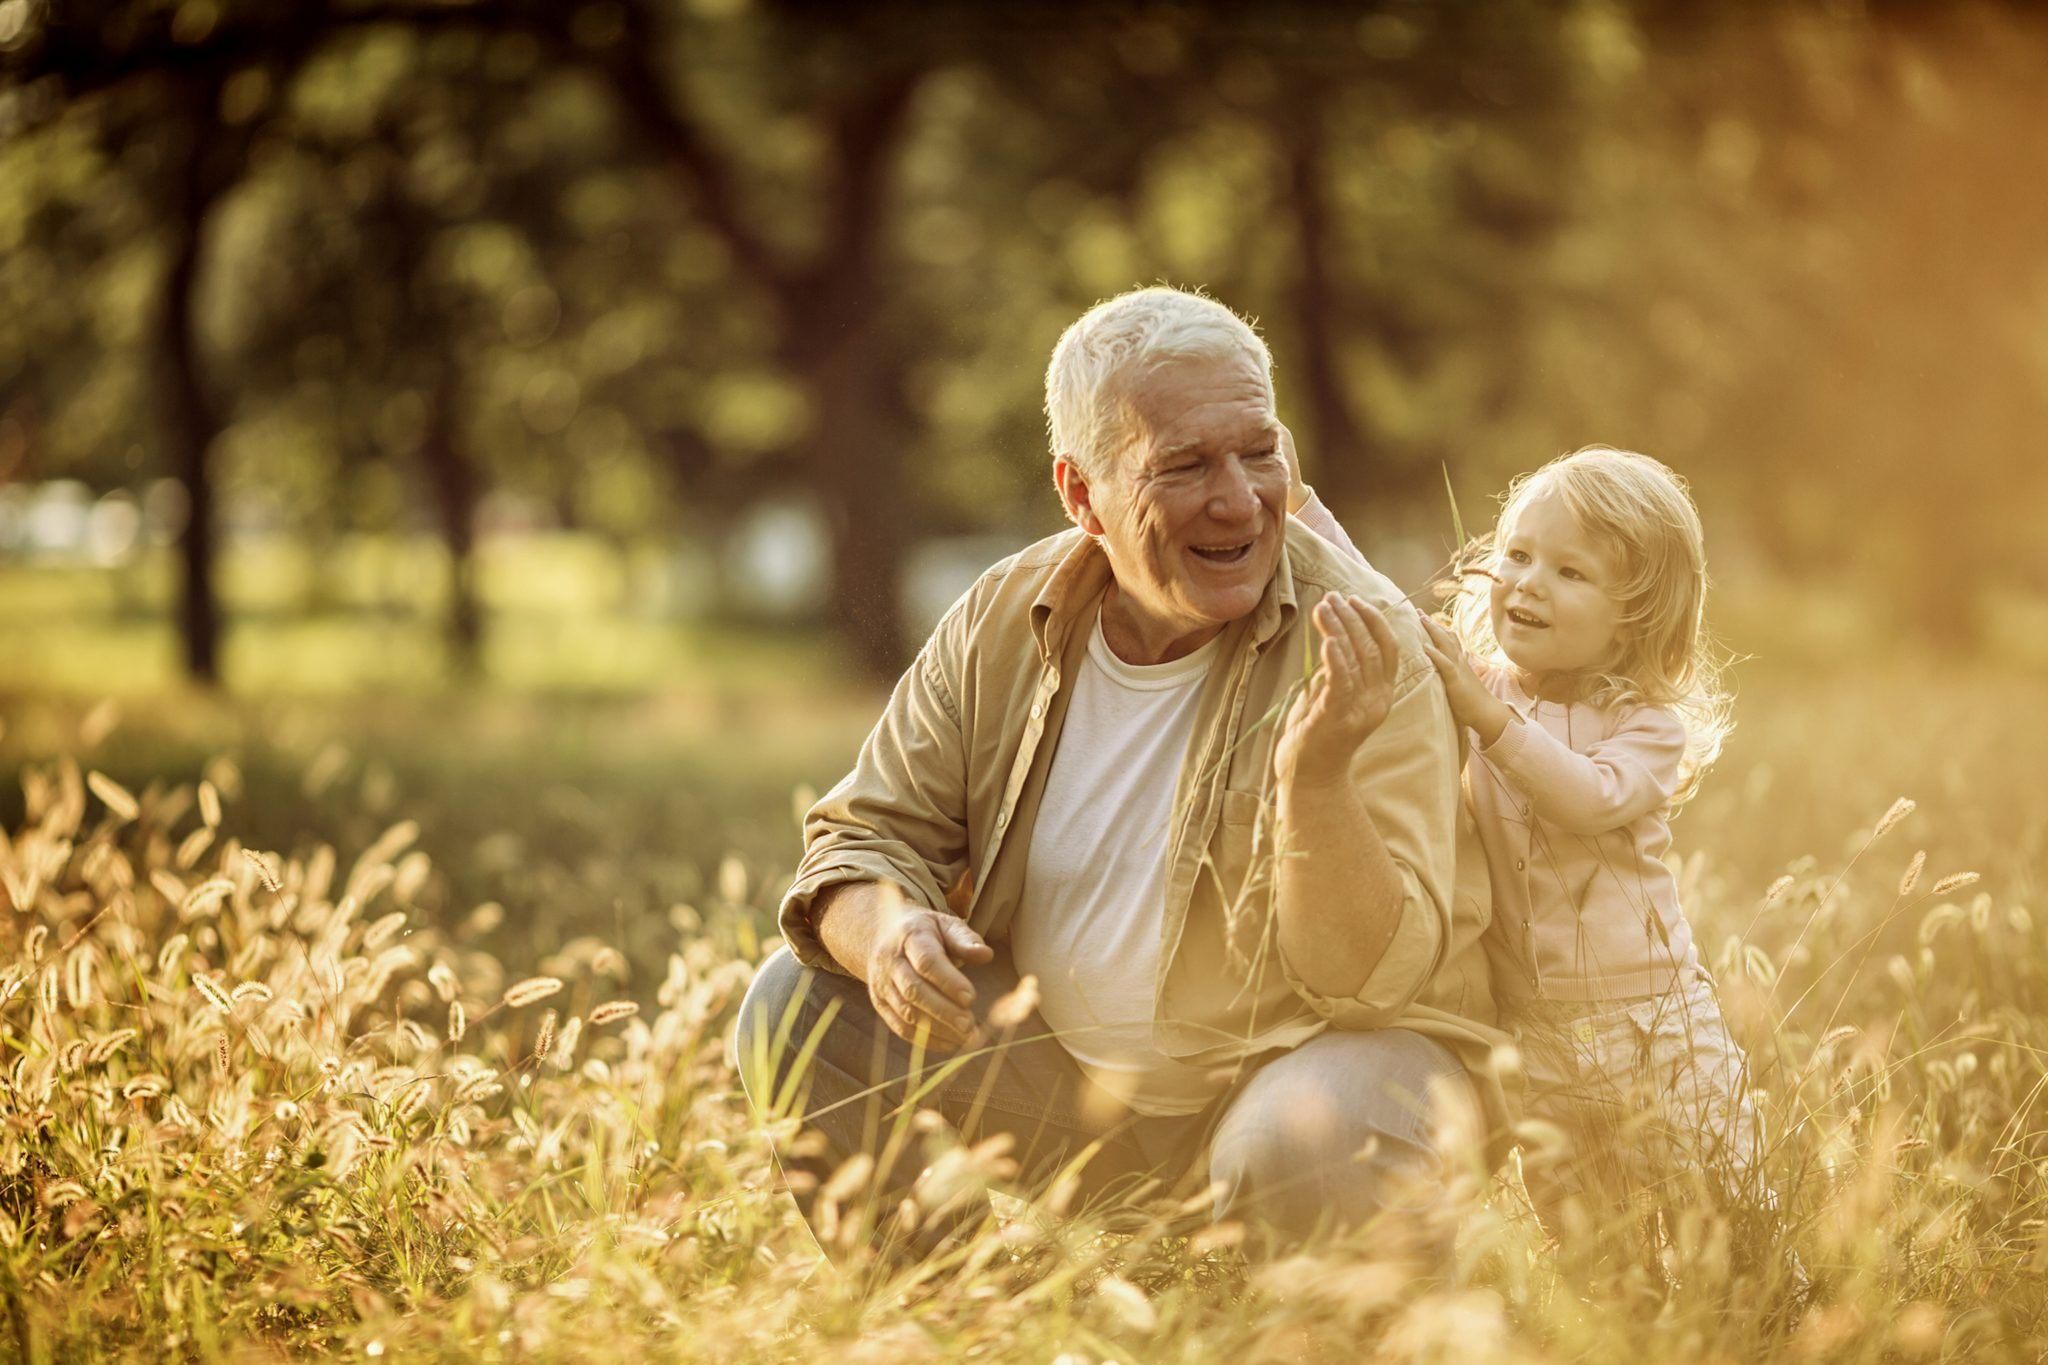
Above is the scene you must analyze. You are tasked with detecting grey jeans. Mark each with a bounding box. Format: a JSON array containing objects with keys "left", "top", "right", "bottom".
[{"left": 736, "top": 947, "right": 1472, "bottom": 1259}]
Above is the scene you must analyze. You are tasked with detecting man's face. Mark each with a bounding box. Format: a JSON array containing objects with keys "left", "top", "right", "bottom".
[{"left": 1056, "top": 353, "right": 1288, "bottom": 663}]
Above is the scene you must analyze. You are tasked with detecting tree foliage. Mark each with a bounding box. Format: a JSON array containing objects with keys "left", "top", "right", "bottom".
[{"left": 3, "top": 0, "right": 2045, "bottom": 679}]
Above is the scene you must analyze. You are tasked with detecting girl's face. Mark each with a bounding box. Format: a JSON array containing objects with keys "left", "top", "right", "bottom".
[{"left": 1489, "top": 487, "right": 1627, "bottom": 696}]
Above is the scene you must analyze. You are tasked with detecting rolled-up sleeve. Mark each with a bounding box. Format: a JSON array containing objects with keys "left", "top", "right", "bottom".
[
  {"left": 1278, "top": 654, "right": 1461, "bottom": 1027},
  {"left": 778, "top": 603, "right": 972, "bottom": 974}
]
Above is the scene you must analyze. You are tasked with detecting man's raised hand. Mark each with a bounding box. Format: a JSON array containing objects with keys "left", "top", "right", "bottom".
[{"left": 1276, "top": 593, "right": 1400, "bottom": 791}]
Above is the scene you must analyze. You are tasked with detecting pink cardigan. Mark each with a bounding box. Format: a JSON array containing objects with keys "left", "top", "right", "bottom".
[{"left": 1295, "top": 493, "right": 1700, "bottom": 1001}]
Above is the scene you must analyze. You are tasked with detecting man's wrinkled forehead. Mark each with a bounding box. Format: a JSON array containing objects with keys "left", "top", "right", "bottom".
[{"left": 1118, "top": 353, "right": 1276, "bottom": 448}]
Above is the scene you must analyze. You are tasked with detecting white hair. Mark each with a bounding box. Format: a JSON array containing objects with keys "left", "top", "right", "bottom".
[{"left": 1044, "top": 286, "right": 1274, "bottom": 477}]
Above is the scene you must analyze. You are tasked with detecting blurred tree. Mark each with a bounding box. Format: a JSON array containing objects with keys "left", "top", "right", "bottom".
[{"left": 7, "top": 0, "right": 2048, "bottom": 682}]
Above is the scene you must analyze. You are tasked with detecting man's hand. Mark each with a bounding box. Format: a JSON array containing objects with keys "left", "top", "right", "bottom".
[
  {"left": 867, "top": 902, "right": 994, "bottom": 1051},
  {"left": 1418, "top": 616, "right": 1513, "bottom": 746},
  {"left": 1276, "top": 593, "right": 1399, "bottom": 791},
  {"left": 817, "top": 882, "right": 994, "bottom": 1051}
]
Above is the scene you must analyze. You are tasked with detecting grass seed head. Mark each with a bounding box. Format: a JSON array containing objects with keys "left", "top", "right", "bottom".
[
  {"left": 197, "top": 780, "right": 222, "bottom": 828},
  {"left": 987, "top": 974, "right": 1040, "bottom": 1030},
  {"left": 179, "top": 878, "right": 235, "bottom": 921},
  {"left": 428, "top": 962, "right": 459, "bottom": 1002},
  {"left": 86, "top": 771, "right": 140, "bottom": 823},
  {"left": 193, "top": 974, "right": 232, "bottom": 1014},
  {"left": 363, "top": 911, "right": 408, "bottom": 952},
  {"left": 176, "top": 826, "right": 217, "bottom": 871},
  {"left": 1873, "top": 796, "right": 1916, "bottom": 840},
  {"left": 503, "top": 976, "right": 564, "bottom": 1008},
  {"left": 156, "top": 933, "right": 189, "bottom": 977},
  {"left": 242, "top": 849, "right": 283, "bottom": 894},
  {"left": 1932, "top": 871, "right": 1980, "bottom": 895},
  {"left": 1899, "top": 850, "right": 1926, "bottom": 896},
  {"left": 63, "top": 950, "right": 94, "bottom": 1010},
  {"left": 586, "top": 1000, "right": 638, "bottom": 1026}
]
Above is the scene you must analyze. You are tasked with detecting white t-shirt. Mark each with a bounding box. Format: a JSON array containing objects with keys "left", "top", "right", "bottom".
[{"left": 1009, "top": 607, "right": 1230, "bottom": 1117}]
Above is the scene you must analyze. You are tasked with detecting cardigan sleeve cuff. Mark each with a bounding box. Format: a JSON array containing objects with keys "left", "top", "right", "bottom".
[{"left": 1478, "top": 713, "right": 1536, "bottom": 771}]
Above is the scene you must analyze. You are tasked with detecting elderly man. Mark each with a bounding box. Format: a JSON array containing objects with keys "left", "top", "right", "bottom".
[{"left": 738, "top": 286, "right": 1507, "bottom": 1257}]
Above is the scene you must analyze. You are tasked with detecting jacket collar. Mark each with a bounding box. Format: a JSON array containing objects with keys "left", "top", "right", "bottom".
[{"left": 1028, "top": 530, "right": 1300, "bottom": 665}]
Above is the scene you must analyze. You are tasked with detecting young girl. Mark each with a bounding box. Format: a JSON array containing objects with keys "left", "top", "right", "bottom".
[{"left": 1292, "top": 444, "right": 1762, "bottom": 1234}]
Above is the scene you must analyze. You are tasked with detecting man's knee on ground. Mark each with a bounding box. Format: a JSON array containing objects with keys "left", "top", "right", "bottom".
[
  {"left": 1210, "top": 1068, "right": 1461, "bottom": 1240},
  {"left": 734, "top": 948, "right": 835, "bottom": 1113}
]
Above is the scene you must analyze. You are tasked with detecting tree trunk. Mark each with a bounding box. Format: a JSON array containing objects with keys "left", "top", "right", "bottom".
[
  {"left": 795, "top": 322, "right": 910, "bottom": 681},
  {"left": 597, "top": 7, "right": 927, "bottom": 682},
  {"left": 420, "top": 368, "right": 483, "bottom": 671},
  {"left": 159, "top": 80, "right": 232, "bottom": 684},
  {"left": 1281, "top": 92, "right": 1379, "bottom": 507},
  {"left": 778, "top": 75, "right": 924, "bottom": 682}
]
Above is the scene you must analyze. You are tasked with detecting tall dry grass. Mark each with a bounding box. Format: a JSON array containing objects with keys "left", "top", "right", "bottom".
[{"left": 2, "top": 702, "right": 2047, "bottom": 1361}]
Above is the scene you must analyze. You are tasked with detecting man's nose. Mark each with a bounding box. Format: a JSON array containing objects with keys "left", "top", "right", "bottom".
[{"left": 1208, "top": 458, "right": 1261, "bottom": 521}]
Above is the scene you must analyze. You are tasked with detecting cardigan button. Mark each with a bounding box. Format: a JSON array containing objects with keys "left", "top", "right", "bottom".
[{"left": 1514, "top": 858, "right": 1526, "bottom": 871}]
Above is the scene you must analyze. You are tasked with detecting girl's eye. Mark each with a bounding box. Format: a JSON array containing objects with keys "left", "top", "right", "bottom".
[
  {"left": 1505, "top": 549, "right": 1530, "bottom": 564},
  {"left": 1561, "top": 567, "right": 1584, "bottom": 581}
]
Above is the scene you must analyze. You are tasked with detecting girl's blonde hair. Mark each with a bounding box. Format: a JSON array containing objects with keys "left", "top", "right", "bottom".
[{"left": 1444, "top": 446, "right": 1734, "bottom": 806}]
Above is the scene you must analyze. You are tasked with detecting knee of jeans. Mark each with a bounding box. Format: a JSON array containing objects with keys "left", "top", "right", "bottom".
[
  {"left": 1209, "top": 1076, "right": 1366, "bottom": 1205},
  {"left": 734, "top": 949, "right": 815, "bottom": 1109},
  {"left": 1211, "top": 1079, "right": 1452, "bottom": 1230}
]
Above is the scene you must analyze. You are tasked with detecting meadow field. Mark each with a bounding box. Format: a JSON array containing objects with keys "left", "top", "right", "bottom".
[{"left": 2, "top": 579, "right": 2046, "bottom": 1362}]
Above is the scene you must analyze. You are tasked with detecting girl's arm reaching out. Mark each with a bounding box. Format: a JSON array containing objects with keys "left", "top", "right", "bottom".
[
  {"left": 1473, "top": 702, "right": 1686, "bottom": 835},
  {"left": 1414, "top": 615, "right": 1685, "bottom": 834}
]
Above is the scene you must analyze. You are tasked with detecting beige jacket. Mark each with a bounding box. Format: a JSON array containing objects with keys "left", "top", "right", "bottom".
[{"left": 780, "top": 521, "right": 1516, "bottom": 1150}]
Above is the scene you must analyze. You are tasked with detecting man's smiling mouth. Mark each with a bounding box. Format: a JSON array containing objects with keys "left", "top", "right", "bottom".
[{"left": 1189, "top": 541, "right": 1254, "bottom": 565}]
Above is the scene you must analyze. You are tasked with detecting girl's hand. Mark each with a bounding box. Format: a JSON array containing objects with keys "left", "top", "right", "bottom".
[
  {"left": 1278, "top": 423, "right": 1310, "bottom": 514},
  {"left": 1419, "top": 616, "right": 1510, "bottom": 744},
  {"left": 1276, "top": 593, "right": 1398, "bottom": 791}
]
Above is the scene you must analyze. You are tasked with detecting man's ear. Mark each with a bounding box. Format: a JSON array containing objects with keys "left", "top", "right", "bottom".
[{"left": 1053, "top": 456, "right": 1106, "bottom": 536}]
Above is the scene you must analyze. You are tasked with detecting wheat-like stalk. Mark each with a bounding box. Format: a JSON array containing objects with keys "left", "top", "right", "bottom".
[
  {"left": 86, "top": 771, "right": 139, "bottom": 823},
  {"left": 503, "top": 976, "right": 564, "bottom": 1008},
  {"left": 1899, "top": 850, "right": 1926, "bottom": 896},
  {"left": 1873, "top": 796, "right": 1917, "bottom": 840}
]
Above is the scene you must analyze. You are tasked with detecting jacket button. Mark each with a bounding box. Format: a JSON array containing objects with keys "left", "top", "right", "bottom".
[
  {"left": 1030, "top": 703, "right": 1043, "bottom": 720},
  {"left": 1515, "top": 858, "right": 1526, "bottom": 871},
  {"left": 997, "top": 812, "right": 1009, "bottom": 828}
]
